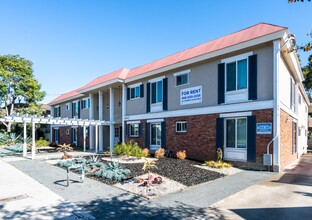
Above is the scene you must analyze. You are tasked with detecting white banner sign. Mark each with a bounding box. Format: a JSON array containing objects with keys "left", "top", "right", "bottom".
[{"left": 180, "top": 86, "right": 202, "bottom": 105}]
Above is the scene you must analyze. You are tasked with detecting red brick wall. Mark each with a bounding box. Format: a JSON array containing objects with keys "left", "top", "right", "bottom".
[
  {"left": 280, "top": 109, "right": 298, "bottom": 170},
  {"left": 125, "top": 121, "right": 146, "bottom": 149},
  {"left": 59, "top": 126, "right": 71, "bottom": 145},
  {"left": 125, "top": 109, "right": 273, "bottom": 170}
]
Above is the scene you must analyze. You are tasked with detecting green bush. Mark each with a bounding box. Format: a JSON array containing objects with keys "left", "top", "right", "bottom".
[
  {"left": 35, "top": 138, "right": 50, "bottom": 147},
  {"left": 205, "top": 160, "right": 232, "bottom": 169},
  {"left": 113, "top": 140, "right": 144, "bottom": 158}
]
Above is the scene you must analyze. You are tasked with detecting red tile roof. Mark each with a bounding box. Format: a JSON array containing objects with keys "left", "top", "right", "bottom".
[
  {"left": 49, "top": 88, "right": 82, "bottom": 105},
  {"left": 78, "top": 68, "right": 129, "bottom": 92},
  {"left": 49, "top": 23, "right": 286, "bottom": 105},
  {"left": 126, "top": 23, "right": 286, "bottom": 78}
]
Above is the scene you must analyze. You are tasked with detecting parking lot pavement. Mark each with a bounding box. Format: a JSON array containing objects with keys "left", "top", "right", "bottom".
[{"left": 202, "top": 154, "right": 312, "bottom": 220}]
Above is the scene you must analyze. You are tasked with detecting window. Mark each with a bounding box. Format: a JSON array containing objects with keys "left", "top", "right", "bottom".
[
  {"left": 226, "top": 59, "right": 247, "bottom": 92},
  {"left": 225, "top": 118, "right": 247, "bottom": 149},
  {"left": 151, "top": 80, "right": 163, "bottom": 104},
  {"left": 66, "top": 103, "right": 70, "bottom": 110},
  {"left": 290, "top": 78, "right": 295, "bottom": 111},
  {"left": 129, "top": 124, "right": 139, "bottom": 137},
  {"left": 82, "top": 98, "right": 90, "bottom": 109},
  {"left": 73, "top": 101, "right": 79, "bottom": 117},
  {"left": 176, "top": 121, "right": 187, "bottom": 132},
  {"left": 299, "top": 94, "right": 302, "bottom": 105},
  {"left": 174, "top": 70, "right": 190, "bottom": 86},
  {"left": 66, "top": 129, "right": 70, "bottom": 135},
  {"left": 115, "top": 127, "right": 120, "bottom": 137},
  {"left": 130, "top": 86, "right": 140, "bottom": 99},
  {"left": 54, "top": 106, "right": 61, "bottom": 117},
  {"left": 151, "top": 123, "right": 161, "bottom": 146}
]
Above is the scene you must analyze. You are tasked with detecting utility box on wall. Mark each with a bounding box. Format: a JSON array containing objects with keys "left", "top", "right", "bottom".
[{"left": 263, "top": 154, "right": 272, "bottom": 166}]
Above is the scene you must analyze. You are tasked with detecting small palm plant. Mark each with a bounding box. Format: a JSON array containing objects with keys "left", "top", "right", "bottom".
[
  {"left": 57, "top": 143, "right": 73, "bottom": 159},
  {"left": 142, "top": 158, "right": 158, "bottom": 180}
]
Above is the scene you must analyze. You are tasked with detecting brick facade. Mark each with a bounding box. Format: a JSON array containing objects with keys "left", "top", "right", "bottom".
[
  {"left": 126, "top": 109, "right": 274, "bottom": 170},
  {"left": 280, "top": 109, "right": 298, "bottom": 170}
]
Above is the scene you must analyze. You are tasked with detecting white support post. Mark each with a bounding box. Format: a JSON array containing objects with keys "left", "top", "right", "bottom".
[
  {"left": 109, "top": 87, "right": 115, "bottom": 151},
  {"left": 98, "top": 90, "right": 104, "bottom": 151},
  {"left": 23, "top": 122, "right": 27, "bottom": 157},
  {"left": 31, "top": 120, "right": 35, "bottom": 160},
  {"left": 89, "top": 93, "right": 94, "bottom": 150},
  {"left": 95, "top": 124, "right": 98, "bottom": 153},
  {"left": 122, "top": 83, "right": 127, "bottom": 144},
  {"left": 83, "top": 125, "right": 86, "bottom": 152}
]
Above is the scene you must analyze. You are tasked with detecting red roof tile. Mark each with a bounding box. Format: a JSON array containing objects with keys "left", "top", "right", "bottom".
[
  {"left": 48, "top": 88, "right": 82, "bottom": 105},
  {"left": 49, "top": 23, "right": 286, "bottom": 105},
  {"left": 126, "top": 23, "right": 286, "bottom": 79}
]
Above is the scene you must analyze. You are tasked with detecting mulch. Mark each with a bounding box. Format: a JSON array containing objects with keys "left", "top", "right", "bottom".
[{"left": 84, "top": 157, "right": 225, "bottom": 187}]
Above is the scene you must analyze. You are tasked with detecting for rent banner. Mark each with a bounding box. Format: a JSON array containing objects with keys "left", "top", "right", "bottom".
[{"left": 180, "top": 86, "right": 202, "bottom": 105}]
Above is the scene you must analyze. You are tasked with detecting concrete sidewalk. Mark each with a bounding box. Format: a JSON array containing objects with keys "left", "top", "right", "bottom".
[
  {"left": 201, "top": 154, "right": 312, "bottom": 220},
  {"left": 0, "top": 157, "right": 95, "bottom": 220}
]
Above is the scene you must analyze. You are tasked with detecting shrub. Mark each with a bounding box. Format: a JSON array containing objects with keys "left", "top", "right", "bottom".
[
  {"left": 4, "top": 145, "right": 24, "bottom": 152},
  {"left": 35, "top": 138, "right": 50, "bottom": 147},
  {"left": 113, "top": 140, "right": 145, "bottom": 158},
  {"left": 176, "top": 150, "right": 186, "bottom": 160},
  {"left": 49, "top": 142, "right": 58, "bottom": 147},
  {"left": 205, "top": 160, "right": 232, "bottom": 169},
  {"left": 131, "top": 144, "right": 143, "bottom": 158},
  {"left": 93, "top": 161, "right": 130, "bottom": 182},
  {"left": 57, "top": 143, "right": 73, "bottom": 159},
  {"left": 154, "top": 148, "right": 165, "bottom": 158},
  {"left": 142, "top": 148, "right": 149, "bottom": 157}
]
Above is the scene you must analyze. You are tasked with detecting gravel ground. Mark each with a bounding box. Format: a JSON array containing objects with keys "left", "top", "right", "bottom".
[{"left": 63, "top": 157, "right": 225, "bottom": 187}]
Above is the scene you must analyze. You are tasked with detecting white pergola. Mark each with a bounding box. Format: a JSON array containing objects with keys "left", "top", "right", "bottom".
[{"left": 0, "top": 114, "right": 112, "bottom": 160}]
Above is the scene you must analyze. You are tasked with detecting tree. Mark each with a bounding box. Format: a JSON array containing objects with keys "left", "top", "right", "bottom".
[
  {"left": 0, "top": 55, "right": 46, "bottom": 132},
  {"left": 302, "top": 55, "right": 312, "bottom": 100},
  {"left": 288, "top": 0, "right": 311, "bottom": 2}
]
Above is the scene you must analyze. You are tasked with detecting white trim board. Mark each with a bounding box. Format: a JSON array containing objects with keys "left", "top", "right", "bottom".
[
  {"left": 126, "top": 120, "right": 141, "bottom": 124},
  {"left": 125, "top": 100, "right": 274, "bottom": 121},
  {"left": 173, "top": 69, "right": 191, "bottom": 77},
  {"left": 220, "top": 111, "right": 252, "bottom": 118}
]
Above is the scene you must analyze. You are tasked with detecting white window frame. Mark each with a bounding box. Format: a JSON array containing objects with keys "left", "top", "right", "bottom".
[
  {"left": 81, "top": 98, "right": 90, "bottom": 109},
  {"left": 150, "top": 122, "right": 161, "bottom": 149},
  {"left": 222, "top": 52, "right": 253, "bottom": 104},
  {"left": 223, "top": 117, "right": 248, "bottom": 162},
  {"left": 54, "top": 106, "right": 61, "bottom": 117},
  {"left": 129, "top": 83, "right": 141, "bottom": 100},
  {"left": 66, "top": 129, "right": 70, "bottom": 135},
  {"left": 290, "top": 78, "right": 296, "bottom": 112},
  {"left": 174, "top": 69, "right": 190, "bottom": 86},
  {"left": 66, "top": 103, "right": 70, "bottom": 111},
  {"left": 176, "top": 121, "right": 187, "bottom": 132},
  {"left": 129, "top": 123, "right": 139, "bottom": 137},
  {"left": 149, "top": 77, "right": 164, "bottom": 112}
]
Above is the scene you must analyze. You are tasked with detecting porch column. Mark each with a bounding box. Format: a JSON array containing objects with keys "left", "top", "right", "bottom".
[
  {"left": 89, "top": 93, "right": 94, "bottom": 150},
  {"left": 23, "top": 122, "right": 27, "bottom": 157},
  {"left": 50, "top": 108, "right": 54, "bottom": 142},
  {"left": 122, "top": 83, "right": 127, "bottom": 144},
  {"left": 98, "top": 90, "right": 104, "bottom": 151},
  {"left": 109, "top": 87, "right": 115, "bottom": 150},
  {"left": 95, "top": 124, "right": 98, "bottom": 153},
  {"left": 31, "top": 120, "right": 35, "bottom": 160},
  {"left": 83, "top": 125, "right": 86, "bottom": 152}
]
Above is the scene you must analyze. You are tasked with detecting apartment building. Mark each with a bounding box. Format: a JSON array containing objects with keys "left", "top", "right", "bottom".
[{"left": 49, "top": 23, "right": 309, "bottom": 172}]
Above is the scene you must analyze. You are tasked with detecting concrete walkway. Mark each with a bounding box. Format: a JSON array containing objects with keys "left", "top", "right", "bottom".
[
  {"left": 1, "top": 148, "right": 274, "bottom": 219},
  {"left": 202, "top": 154, "right": 312, "bottom": 220},
  {"left": 0, "top": 157, "right": 95, "bottom": 220}
]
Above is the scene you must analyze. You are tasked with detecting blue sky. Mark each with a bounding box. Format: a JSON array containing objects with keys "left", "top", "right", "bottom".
[{"left": 1, "top": 0, "right": 311, "bottom": 104}]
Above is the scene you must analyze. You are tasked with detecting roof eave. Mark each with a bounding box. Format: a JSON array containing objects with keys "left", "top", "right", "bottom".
[
  {"left": 78, "top": 78, "right": 125, "bottom": 94},
  {"left": 48, "top": 94, "right": 85, "bottom": 106},
  {"left": 125, "top": 29, "right": 286, "bottom": 83}
]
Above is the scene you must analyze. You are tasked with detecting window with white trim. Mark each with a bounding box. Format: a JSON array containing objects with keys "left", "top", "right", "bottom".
[
  {"left": 226, "top": 59, "right": 247, "bottom": 92},
  {"left": 66, "top": 103, "right": 70, "bottom": 110},
  {"left": 82, "top": 98, "right": 90, "bottom": 109},
  {"left": 54, "top": 106, "right": 61, "bottom": 117},
  {"left": 130, "top": 86, "right": 140, "bottom": 99},
  {"left": 290, "top": 78, "right": 295, "bottom": 111},
  {"left": 176, "top": 121, "right": 187, "bottom": 132},
  {"left": 225, "top": 118, "right": 247, "bottom": 149},
  {"left": 151, "top": 80, "right": 163, "bottom": 104},
  {"left": 73, "top": 101, "right": 79, "bottom": 117},
  {"left": 174, "top": 70, "right": 190, "bottom": 86},
  {"left": 151, "top": 123, "right": 161, "bottom": 146},
  {"left": 129, "top": 124, "right": 139, "bottom": 137}
]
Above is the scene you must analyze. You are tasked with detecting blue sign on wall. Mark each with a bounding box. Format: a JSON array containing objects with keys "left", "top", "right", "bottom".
[{"left": 256, "top": 123, "right": 272, "bottom": 134}]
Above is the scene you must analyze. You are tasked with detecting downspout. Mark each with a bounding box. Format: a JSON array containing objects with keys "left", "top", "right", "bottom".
[{"left": 273, "top": 40, "right": 281, "bottom": 172}]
